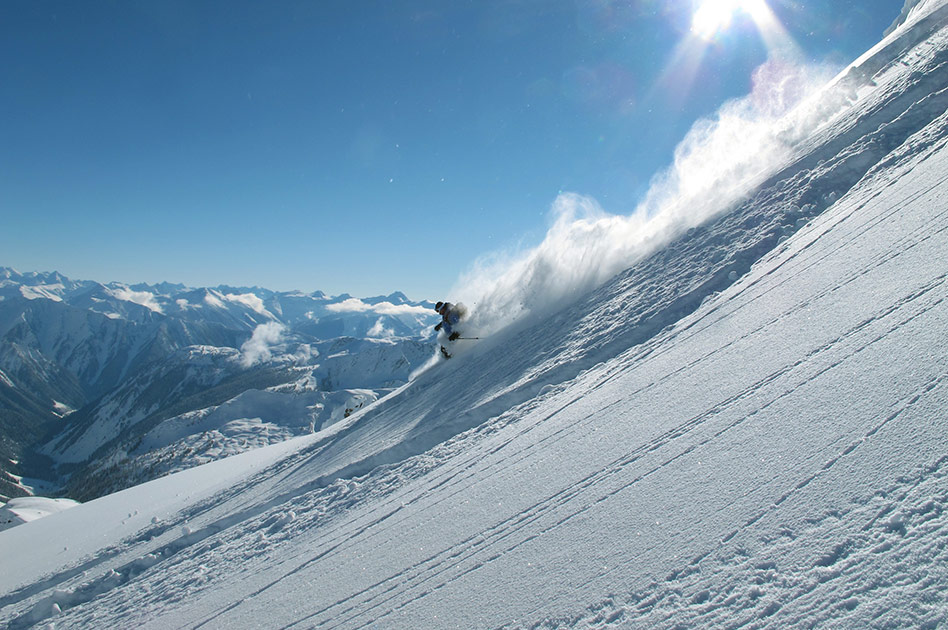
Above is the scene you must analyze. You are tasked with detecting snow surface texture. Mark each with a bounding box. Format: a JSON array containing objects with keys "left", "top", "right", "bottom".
[{"left": 3, "top": 2, "right": 948, "bottom": 628}]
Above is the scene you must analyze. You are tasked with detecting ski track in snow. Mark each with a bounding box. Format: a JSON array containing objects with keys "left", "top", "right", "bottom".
[{"left": 4, "top": 5, "right": 948, "bottom": 630}]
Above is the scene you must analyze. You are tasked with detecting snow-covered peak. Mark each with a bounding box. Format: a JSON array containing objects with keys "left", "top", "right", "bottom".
[
  {"left": 0, "top": 268, "right": 427, "bottom": 325},
  {"left": 364, "top": 291, "right": 411, "bottom": 305},
  {"left": 18, "top": 284, "right": 64, "bottom": 302},
  {"left": 220, "top": 292, "right": 275, "bottom": 318},
  {"left": 886, "top": 0, "right": 948, "bottom": 34}
]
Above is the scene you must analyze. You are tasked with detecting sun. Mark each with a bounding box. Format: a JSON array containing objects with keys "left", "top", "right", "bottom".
[
  {"left": 653, "top": 0, "right": 799, "bottom": 109},
  {"left": 691, "top": 0, "right": 769, "bottom": 40},
  {"left": 691, "top": 0, "right": 737, "bottom": 40}
]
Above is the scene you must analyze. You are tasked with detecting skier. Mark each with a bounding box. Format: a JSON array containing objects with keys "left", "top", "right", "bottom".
[{"left": 434, "top": 301, "right": 464, "bottom": 358}]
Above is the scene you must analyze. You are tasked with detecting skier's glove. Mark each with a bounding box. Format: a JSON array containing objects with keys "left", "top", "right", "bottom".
[
  {"left": 434, "top": 323, "right": 442, "bottom": 331},
  {"left": 448, "top": 332, "right": 460, "bottom": 341}
]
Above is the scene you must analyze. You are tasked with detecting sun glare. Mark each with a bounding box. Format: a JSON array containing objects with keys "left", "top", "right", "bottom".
[
  {"left": 691, "top": 0, "right": 771, "bottom": 40},
  {"left": 654, "top": 0, "right": 800, "bottom": 115},
  {"left": 692, "top": 0, "right": 737, "bottom": 40}
]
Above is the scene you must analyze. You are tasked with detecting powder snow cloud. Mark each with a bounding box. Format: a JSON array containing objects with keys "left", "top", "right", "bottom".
[{"left": 456, "top": 59, "right": 844, "bottom": 335}]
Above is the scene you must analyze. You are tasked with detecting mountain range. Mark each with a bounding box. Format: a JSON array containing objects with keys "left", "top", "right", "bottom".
[{"left": 0, "top": 268, "right": 438, "bottom": 501}]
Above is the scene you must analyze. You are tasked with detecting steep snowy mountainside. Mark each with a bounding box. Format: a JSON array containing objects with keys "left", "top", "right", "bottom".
[
  {"left": 0, "top": 269, "right": 438, "bottom": 501},
  {"left": 295, "top": 0, "right": 948, "bottom": 493},
  {"left": 448, "top": 10, "right": 948, "bottom": 417}
]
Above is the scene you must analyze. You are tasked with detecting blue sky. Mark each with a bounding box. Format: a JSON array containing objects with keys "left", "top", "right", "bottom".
[{"left": 1, "top": 0, "right": 903, "bottom": 300}]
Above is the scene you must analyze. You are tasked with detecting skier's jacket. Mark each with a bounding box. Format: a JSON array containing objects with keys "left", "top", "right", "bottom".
[{"left": 436, "top": 302, "right": 463, "bottom": 337}]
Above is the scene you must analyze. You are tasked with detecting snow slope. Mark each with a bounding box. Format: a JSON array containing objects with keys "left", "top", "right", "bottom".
[{"left": 3, "top": 3, "right": 948, "bottom": 629}]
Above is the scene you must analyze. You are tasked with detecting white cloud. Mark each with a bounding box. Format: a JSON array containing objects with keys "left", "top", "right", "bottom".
[
  {"left": 326, "top": 298, "right": 431, "bottom": 316},
  {"left": 291, "top": 344, "right": 318, "bottom": 363},
  {"left": 109, "top": 287, "right": 163, "bottom": 313},
  {"left": 367, "top": 318, "right": 394, "bottom": 338},
  {"left": 325, "top": 297, "right": 372, "bottom": 313},
  {"left": 455, "top": 59, "right": 843, "bottom": 336},
  {"left": 238, "top": 322, "right": 286, "bottom": 368}
]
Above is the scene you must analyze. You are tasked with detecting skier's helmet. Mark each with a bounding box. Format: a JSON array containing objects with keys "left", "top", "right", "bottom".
[{"left": 435, "top": 301, "right": 444, "bottom": 312}]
